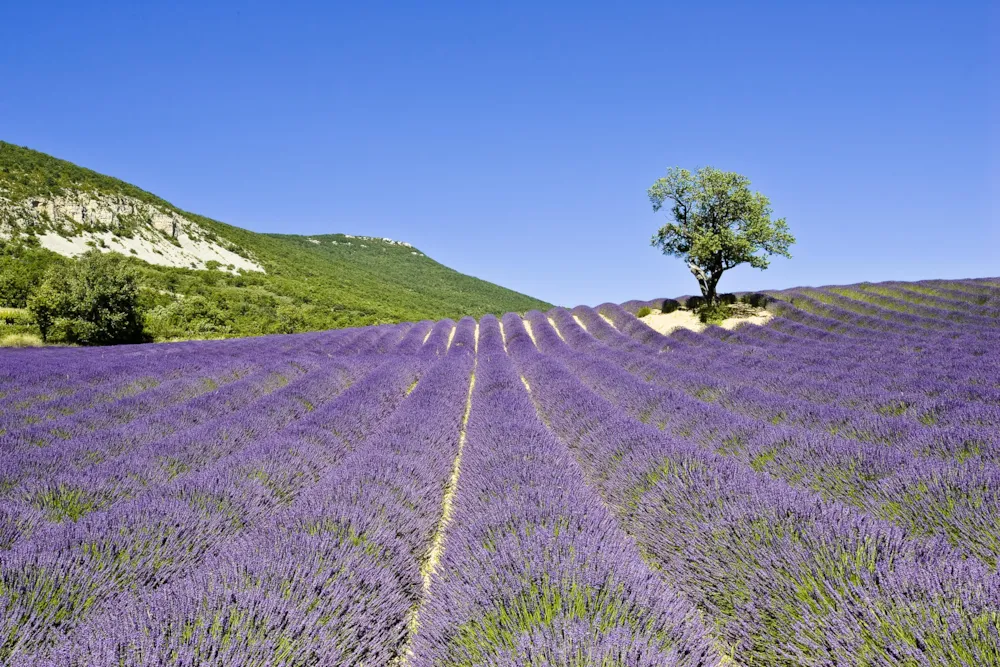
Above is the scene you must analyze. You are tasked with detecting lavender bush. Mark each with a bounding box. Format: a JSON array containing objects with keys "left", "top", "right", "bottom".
[{"left": 0, "top": 277, "right": 997, "bottom": 665}]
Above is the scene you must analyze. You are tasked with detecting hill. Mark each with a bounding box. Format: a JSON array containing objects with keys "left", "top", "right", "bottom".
[{"left": 0, "top": 141, "right": 553, "bottom": 341}]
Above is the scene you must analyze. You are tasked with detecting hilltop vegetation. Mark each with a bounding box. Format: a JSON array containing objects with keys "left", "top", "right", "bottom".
[
  {"left": 0, "top": 142, "right": 552, "bottom": 342},
  {"left": 0, "top": 141, "right": 175, "bottom": 207}
]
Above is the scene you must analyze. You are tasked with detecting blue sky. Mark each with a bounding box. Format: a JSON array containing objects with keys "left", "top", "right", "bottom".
[{"left": 1, "top": 1, "right": 995, "bottom": 306}]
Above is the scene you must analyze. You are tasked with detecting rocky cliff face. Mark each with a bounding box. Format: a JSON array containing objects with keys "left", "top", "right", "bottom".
[{"left": 0, "top": 189, "right": 264, "bottom": 273}]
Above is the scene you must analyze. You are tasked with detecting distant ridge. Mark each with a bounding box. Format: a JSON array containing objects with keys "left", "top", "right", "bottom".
[{"left": 0, "top": 142, "right": 553, "bottom": 339}]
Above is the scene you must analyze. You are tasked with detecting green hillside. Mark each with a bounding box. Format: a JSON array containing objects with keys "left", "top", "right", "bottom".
[{"left": 0, "top": 141, "right": 553, "bottom": 342}]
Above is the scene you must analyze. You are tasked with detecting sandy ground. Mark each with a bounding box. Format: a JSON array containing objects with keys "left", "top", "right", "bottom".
[{"left": 639, "top": 308, "right": 772, "bottom": 335}]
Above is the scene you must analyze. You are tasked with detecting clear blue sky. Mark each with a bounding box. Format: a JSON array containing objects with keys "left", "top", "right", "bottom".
[{"left": 1, "top": 1, "right": 995, "bottom": 306}]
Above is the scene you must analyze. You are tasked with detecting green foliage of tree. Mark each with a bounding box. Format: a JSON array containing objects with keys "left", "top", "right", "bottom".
[
  {"left": 649, "top": 167, "right": 794, "bottom": 306},
  {"left": 0, "top": 238, "right": 63, "bottom": 308},
  {"left": 28, "top": 251, "right": 147, "bottom": 345}
]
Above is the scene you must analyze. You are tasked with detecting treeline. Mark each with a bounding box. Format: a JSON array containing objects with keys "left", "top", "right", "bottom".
[{"left": 0, "top": 239, "right": 369, "bottom": 346}]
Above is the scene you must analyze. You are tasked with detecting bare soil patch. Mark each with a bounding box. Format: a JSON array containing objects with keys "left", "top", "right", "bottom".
[{"left": 640, "top": 305, "right": 771, "bottom": 335}]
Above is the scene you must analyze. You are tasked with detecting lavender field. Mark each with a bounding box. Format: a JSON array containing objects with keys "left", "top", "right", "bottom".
[{"left": 1, "top": 278, "right": 999, "bottom": 666}]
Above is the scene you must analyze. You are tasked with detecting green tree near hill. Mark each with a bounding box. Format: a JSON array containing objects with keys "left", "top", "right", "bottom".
[
  {"left": 648, "top": 167, "right": 794, "bottom": 314},
  {"left": 29, "top": 250, "right": 147, "bottom": 345},
  {"left": 0, "top": 238, "right": 61, "bottom": 308}
]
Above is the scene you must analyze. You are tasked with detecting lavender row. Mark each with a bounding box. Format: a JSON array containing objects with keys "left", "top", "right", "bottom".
[
  {"left": 608, "top": 290, "right": 999, "bottom": 421},
  {"left": 826, "top": 285, "right": 1000, "bottom": 328},
  {"left": 0, "top": 327, "right": 355, "bottom": 411},
  {"left": 0, "top": 326, "right": 378, "bottom": 437},
  {"left": 767, "top": 291, "right": 950, "bottom": 338},
  {"left": 0, "top": 352, "right": 367, "bottom": 562},
  {"left": 780, "top": 289, "right": 1000, "bottom": 345},
  {"left": 4, "top": 318, "right": 450, "bottom": 663},
  {"left": 0, "top": 324, "right": 420, "bottom": 542},
  {"left": 2, "top": 334, "right": 442, "bottom": 664},
  {"left": 567, "top": 306, "right": 974, "bottom": 434},
  {"left": 0, "top": 327, "right": 398, "bottom": 498},
  {"left": 688, "top": 311, "right": 1000, "bottom": 416},
  {"left": 927, "top": 279, "right": 1000, "bottom": 307},
  {"left": 859, "top": 282, "right": 1000, "bottom": 318},
  {"left": 535, "top": 309, "right": 1000, "bottom": 568},
  {"left": 0, "top": 349, "right": 243, "bottom": 432},
  {"left": 589, "top": 304, "right": 1000, "bottom": 426},
  {"left": 502, "top": 312, "right": 1000, "bottom": 665},
  {"left": 606, "top": 299, "right": 1000, "bottom": 407},
  {"left": 0, "top": 336, "right": 325, "bottom": 448},
  {"left": 34, "top": 318, "right": 477, "bottom": 665},
  {"left": 2, "top": 320, "right": 409, "bottom": 452},
  {"left": 409, "top": 314, "right": 720, "bottom": 666},
  {"left": 710, "top": 324, "right": 1000, "bottom": 434},
  {"left": 573, "top": 307, "right": 1000, "bottom": 452},
  {"left": 765, "top": 297, "right": 918, "bottom": 340},
  {"left": 605, "top": 298, "right": 996, "bottom": 385},
  {"left": 0, "top": 320, "right": 440, "bottom": 514},
  {"left": 788, "top": 288, "right": 955, "bottom": 332}
]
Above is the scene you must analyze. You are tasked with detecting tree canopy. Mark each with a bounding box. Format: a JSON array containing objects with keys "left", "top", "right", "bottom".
[
  {"left": 29, "top": 250, "right": 147, "bottom": 345},
  {"left": 649, "top": 166, "right": 794, "bottom": 306}
]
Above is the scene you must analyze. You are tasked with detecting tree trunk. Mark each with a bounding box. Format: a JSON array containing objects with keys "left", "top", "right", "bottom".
[
  {"left": 704, "top": 273, "right": 721, "bottom": 306},
  {"left": 688, "top": 262, "right": 710, "bottom": 303},
  {"left": 689, "top": 262, "right": 722, "bottom": 306}
]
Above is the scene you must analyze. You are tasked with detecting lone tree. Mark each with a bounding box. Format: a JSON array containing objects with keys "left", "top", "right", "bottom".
[{"left": 649, "top": 166, "right": 794, "bottom": 307}]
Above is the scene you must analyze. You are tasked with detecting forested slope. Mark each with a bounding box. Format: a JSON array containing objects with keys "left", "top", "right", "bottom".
[{"left": 0, "top": 141, "right": 552, "bottom": 341}]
